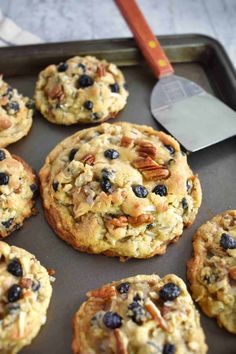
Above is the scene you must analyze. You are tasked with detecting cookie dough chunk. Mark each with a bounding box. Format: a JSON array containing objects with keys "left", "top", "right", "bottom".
[
  {"left": 34, "top": 56, "right": 128, "bottom": 125},
  {"left": 0, "top": 76, "right": 33, "bottom": 147},
  {"left": 188, "top": 210, "right": 236, "bottom": 334},
  {"left": 0, "top": 148, "right": 37, "bottom": 238},
  {"left": 39, "top": 122, "right": 201, "bottom": 259},
  {"left": 72, "top": 274, "right": 207, "bottom": 354},
  {"left": 0, "top": 241, "right": 53, "bottom": 353}
]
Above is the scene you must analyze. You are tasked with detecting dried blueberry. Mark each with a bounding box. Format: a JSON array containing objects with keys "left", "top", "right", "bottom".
[
  {"left": 92, "top": 112, "right": 100, "bottom": 120},
  {"left": 101, "top": 178, "right": 112, "bottom": 194},
  {"left": 101, "top": 168, "right": 111, "bottom": 179},
  {"left": 7, "top": 259, "right": 23, "bottom": 277},
  {"left": 57, "top": 62, "right": 68, "bottom": 72},
  {"left": 30, "top": 183, "right": 38, "bottom": 196},
  {"left": 26, "top": 99, "right": 35, "bottom": 109},
  {"left": 128, "top": 301, "right": 146, "bottom": 324},
  {"left": 181, "top": 197, "right": 188, "bottom": 210},
  {"left": 147, "top": 223, "right": 155, "bottom": 229},
  {"left": 132, "top": 185, "right": 148, "bottom": 198},
  {"left": 133, "top": 293, "right": 142, "bottom": 302},
  {"left": 52, "top": 181, "right": 59, "bottom": 192},
  {"left": 7, "top": 284, "right": 22, "bottom": 303},
  {"left": 78, "top": 75, "right": 94, "bottom": 88},
  {"left": 152, "top": 184, "right": 167, "bottom": 197},
  {"left": 123, "top": 83, "right": 128, "bottom": 90},
  {"left": 83, "top": 100, "right": 93, "bottom": 110},
  {"left": 0, "top": 150, "right": 6, "bottom": 161},
  {"left": 110, "top": 83, "right": 120, "bottom": 93},
  {"left": 3, "top": 86, "right": 13, "bottom": 98},
  {"left": 220, "top": 233, "right": 236, "bottom": 250},
  {"left": 2, "top": 218, "right": 14, "bottom": 229},
  {"left": 104, "top": 149, "right": 120, "bottom": 160},
  {"left": 32, "top": 280, "right": 41, "bottom": 292},
  {"left": 7, "top": 101, "right": 20, "bottom": 112},
  {"left": 159, "top": 283, "right": 180, "bottom": 301},
  {"left": 0, "top": 172, "right": 9, "bottom": 185},
  {"left": 103, "top": 311, "right": 122, "bottom": 329},
  {"left": 165, "top": 145, "right": 175, "bottom": 155},
  {"left": 69, "top": 148, "right": 78, "bottom": 161},
  {"left": 163, "top": 343, "right": 176, "bottom": 354},
  {"left": 116, "top": 282, "right": 130, "bottom": 294}
]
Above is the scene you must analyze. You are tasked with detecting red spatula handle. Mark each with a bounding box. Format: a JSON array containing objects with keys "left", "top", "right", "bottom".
[{"left": 116, "top": 0, "right": 174, "bottom": 78}]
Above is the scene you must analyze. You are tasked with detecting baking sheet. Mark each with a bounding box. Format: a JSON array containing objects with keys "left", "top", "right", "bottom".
[{"left": 2, "top": 35, "right": 236, "bottom": 354}]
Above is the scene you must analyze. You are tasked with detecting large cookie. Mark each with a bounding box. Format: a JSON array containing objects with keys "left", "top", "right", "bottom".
[
  {"left": 187, "top": 210, "right": 236, "bottom": 334},
  {"left": 34, "top": 56, "right": 128, "bottom": 125},
  {"left": 0, "top": 76, "right": 33, "bottom": 147},
  {"left": 0, "top": 241, "right": 53, "bottom": 353},
  {"left": 0, "top": 148, "right": 37, "bottom": 238},
  {"left": 72, "top": 274, "right": 207, "bottom": 354},
  {"left": 39, "top": 122, "right": 201, "bottom": 259}
]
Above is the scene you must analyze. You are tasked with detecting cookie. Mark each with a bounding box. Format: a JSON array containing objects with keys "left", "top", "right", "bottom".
[
  {"left": 72, "top": 274, "right": 207, "bottom": 354},
  {"left": 0, "top": 241, "right": 53, "bottom": 354},
  {"left": 34, "top": 55, "right": 128, "bottom": 125},
  {"left": 39, "top": 122, "right": 201, "bottom": 259},
  {"left": 0, "top": 148, "right": 37, "bottom": 238},
  {"left": 0, "top": 76, "right": 33, "bottom": 147},
  {"left": 187, "top": 210, "right": 236, "bottom": 334}
]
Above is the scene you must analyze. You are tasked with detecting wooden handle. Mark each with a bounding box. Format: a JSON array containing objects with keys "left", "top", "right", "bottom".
[{"left": 116, "top": 0, "right": 174, "bottom": 78}]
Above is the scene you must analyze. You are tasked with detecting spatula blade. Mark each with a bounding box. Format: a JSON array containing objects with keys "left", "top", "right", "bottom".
[{"left": 151, "top": 75, "right": 236, "bottom": 152}]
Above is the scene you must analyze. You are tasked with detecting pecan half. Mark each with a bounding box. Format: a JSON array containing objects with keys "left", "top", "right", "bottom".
[
  {"left": 80, "top": 154, "right": 95, "bottom": 165},
  {"left": 229, "top": 266, "right": 236, "bottom": 281},
  {"left": 120, "top": 136, "right": 133, "bottom": 147},
  {"left": 106, "top": 216, "right": 128, "bottom": 228},
  {"left": 96, "top": 64, "right": 106, "bottom": 77},
  {"left": 132, "top": 157, "right": 170, "bottom": 180},
  {"left": 87, "top": 285, "right": 116, "bottom": 299},
  {"left": 44, "top": 78, "right": 64, "bottom": 100},
  {"left": 136, "top": 140, "right": 156, "bottom": 158},
  {"left": 128, "top": 214, "right": 154, "bottom": 226},
  {"left": 47, "top": 268, "right": 56, "bottom": 276}
]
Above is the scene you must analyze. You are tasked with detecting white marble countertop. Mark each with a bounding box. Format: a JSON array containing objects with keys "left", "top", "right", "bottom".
[{"left": 0, "top": 0, "right": 235, "bottom": 67}]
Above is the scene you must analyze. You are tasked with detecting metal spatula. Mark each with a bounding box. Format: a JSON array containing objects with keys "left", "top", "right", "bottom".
[{"left": 116, "top": 0, "right": 236, "bottom": 152}]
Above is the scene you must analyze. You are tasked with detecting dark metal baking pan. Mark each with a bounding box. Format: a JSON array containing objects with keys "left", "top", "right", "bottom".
[{"left": 1, "top": 34, "right": 235, "bottom": 354}]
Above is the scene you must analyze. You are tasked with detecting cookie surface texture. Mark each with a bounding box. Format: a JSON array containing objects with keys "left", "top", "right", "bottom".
[
  {"left": 34, "top": 55, "right": 128, "bottom": 125},
  {"left": 0, "top": 77, "right": 33, "bottom": 147},
  {"left": 0, "top": 241, "right": 52, "bottom": 354},
  {"left": 72, "top": 274, "right": 207, "bottom": 354},
  {"left": 39, "top": 122, "right": 201, "bottom": 259},
  {"left": 188, "top": 210, "right": 236, "bottom": 334},
  {"left": 0, "top": 148, "right": 37, "bottom": 238}
]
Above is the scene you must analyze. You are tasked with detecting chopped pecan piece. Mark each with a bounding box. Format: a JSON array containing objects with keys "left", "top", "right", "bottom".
[
  {"left": 128, "top": 214, "right": 154, "bottom": 226},
  {"left": 120, "top": 136, "right": 133, "bottom": 147},
  {"left": 132, "top": 157, "right": 170, "bottom": 180},
  {"left": 44, "top": 78, "right": 64, "bottom": 101},
  {"left": 106, "top": 216, "right": 128, "bottom": 228},
  {"left": 136, "top": 140, "right": 157, "bottom": 158},
  {"left": 0, "top": 117, "right": 12, "bottom": 131},
  {"left": 20, "top": 278, "right": 33, "bottom": 289},
  {"left": 87, "top": 285, "right": 116, "bottom": 299},
  {"left": 96, "top": 64, "right": 106, "bottom": 77},
  {"left": 145, "top": 300, "right": 168, "bottom": 331},
  {"left": 114, "top": 329, "right": 128, "bottom": 354},
  {"left": 80, "top": 154, "right": 95, "bottom": 165},
  {"left": 229, "top": 266, "right": 236, "bottom": 281},
  {"left": 47, "top": 268, "right": 56, "bottom": 276}
]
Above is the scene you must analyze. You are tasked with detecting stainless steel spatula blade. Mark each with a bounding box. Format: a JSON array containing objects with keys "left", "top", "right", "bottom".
[{"left": 151, "top": 75, "right": 236, "bottom": 152}]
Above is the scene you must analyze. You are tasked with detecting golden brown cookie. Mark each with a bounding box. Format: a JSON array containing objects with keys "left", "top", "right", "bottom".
[
  {"left": 188, "top": 210, "right": 236, "bottom": 334},
  {"left": 39, "top": 122, "right": 201, "bottom": 259},
  {"left": 0, "top": 148, "right": 37, "bottom": 238},
  {"left": 0, "top": 241, "right": 53, "bottom": 353},
  {"left": 34, "top": 56, "right": 128, "bottom": 125},
  {"left": 72, "top": 274, "right": 207, "bottom": 354},
  {"left": 0, "top": 76, "right": 33, "bottom": 147}
]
